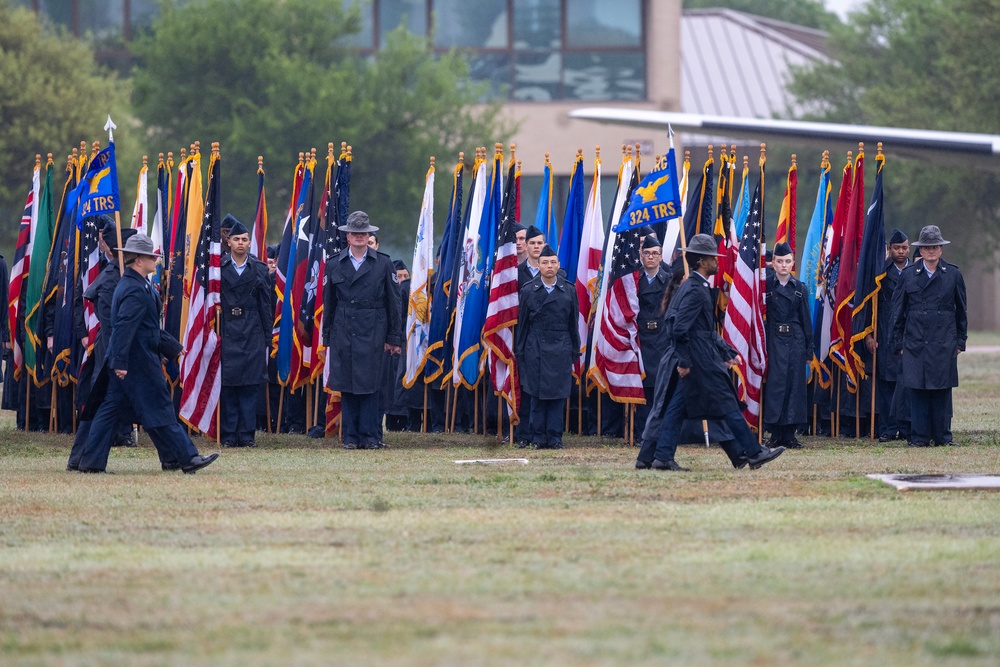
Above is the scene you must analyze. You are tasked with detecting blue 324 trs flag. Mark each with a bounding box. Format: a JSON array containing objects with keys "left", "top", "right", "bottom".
[
  {"left": 69, "top": 142, "right": 120, "bottom": 230},
  {"left": 614, "top": 148, "right": 682, "bottom": 234}
]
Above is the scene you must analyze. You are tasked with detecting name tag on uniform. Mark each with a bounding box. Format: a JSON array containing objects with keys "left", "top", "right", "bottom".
[{"left": 230, "top": 307, "right": 244, "bottom": 318}]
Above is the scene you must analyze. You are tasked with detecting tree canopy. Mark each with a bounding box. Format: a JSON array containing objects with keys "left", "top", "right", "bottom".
[
  {"left": 131, "top": 0, "right": 513, "bottom": 250},
  {"left": 0, "top": 0, "right": 136, "bottom": 255},
  {"left": 788, "top": 0, "right": 1000, "bottom": 260}
]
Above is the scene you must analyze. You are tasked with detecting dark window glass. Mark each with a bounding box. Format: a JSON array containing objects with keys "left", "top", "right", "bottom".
[
  {"left": 79, "top": 0, "right": 125, "bottom": 40},
  {"left": 513, "top": 51, "right": 560, "bottom": 102},
  {"left": 36, "top": 0, "right": 73, "bottom": 30},
  {"left": 512, "top": 0, "right": 560, "bottom": 50},
  {"left": 465, "top": 52, "right": 511, "bottom": 101},
  {"left": 563, "top": 51, "right": 645, "bottom": 100},
  {"left": 131, "top": 0, "right": 161, "bottom": 31},
  {"left": 565, "top": 0, "right": 641, "bottom": 48},
  {"left": 342, "top": 0, "right": 375, "bottom": 48},
  {"left": 379, "top": 0, "right": 428, "bottom": 47},
  {"left": 433, "top": 0, "right": 507, "bottom": 48}
]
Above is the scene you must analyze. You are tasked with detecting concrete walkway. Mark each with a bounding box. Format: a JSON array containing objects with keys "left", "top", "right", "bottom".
[{"left": 965, "top": 346, "right": 1000, "bottom": 353}]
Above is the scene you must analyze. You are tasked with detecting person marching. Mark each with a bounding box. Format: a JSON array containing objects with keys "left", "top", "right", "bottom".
[
  {"left": 635, "top": 235, "right": 671, "bottom": 447},
  {"left": 637, "top": 234, "right": 786, "bottom": 471},
  {"left": 219, "top": 217, "right": 272, "bottom": 448},
  {"left": 763, "top": 241, "right": 813, "bottom": 449},
  {"left": 865, "top": 228, "right": 910, "bottom": 442},
  {"left": 76, "top": 232, "right": 219, "bottom": 474},
  {"left": 322, "top": 211, "right": 402, "bottom": 450},
  {"left": 67, "top": 222, "right": 145, "bottom": 470},
  {"left": 891, "top": 225, "right": 967, "bottom": 447},
  {"left": 516, "top": 245, "right": 580, "bottom": 450}
]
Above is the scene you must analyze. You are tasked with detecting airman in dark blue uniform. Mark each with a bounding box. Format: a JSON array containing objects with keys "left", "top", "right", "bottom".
[
  {"left": 220, "top": 218, "right": 272, "bottom": 447},
  {"left": 637, "top": 234, "right": 786, "bottom": 472},
  {"left": 763, "top": 242, "right": 812, "bottom": 448},
  {"left": 516, "top": 245, "right": 580, "bottom": 449},
  {"left": 322, "top": 211, "right": 402, "bottom": 449},
  {"left": 76, "top": 233, "right": 219, "bottom": 474},
  {"left": 891, "top": 225, "right": 967, "bottom": 447},
  {"left": 635, "top": 235, "right": 671, "bottom": 445},
  {"left": 864, "top": 228, "right": 910, "bottom": 441}
]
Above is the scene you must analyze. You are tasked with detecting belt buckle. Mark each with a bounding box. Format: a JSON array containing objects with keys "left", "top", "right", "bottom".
[
  {"left": 646, "top": 321, "right": 659, "bottom": 331},
  {"left": 231, "top": 307, "right": 243, "bottom": 317},
  {"left": 777, "top": 324, "right": 790, "bottom": 334}
]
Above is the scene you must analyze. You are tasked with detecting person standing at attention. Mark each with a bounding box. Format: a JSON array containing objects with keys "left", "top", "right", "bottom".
[
  {"left": 220, "top": 217, "right": 272, "bottom": 448},
  {"left": 323, "top": 211, "right": 402, "bottom": 450},
  {"left": 891, "top": 225, "right": 966, "bottom": 447}
]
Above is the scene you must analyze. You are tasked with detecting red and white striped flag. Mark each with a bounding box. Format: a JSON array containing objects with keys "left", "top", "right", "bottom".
[
  {"left": 722, "top": 161, "right": 767, "bottom": 427},
  {"left": 591, "top": 223, "right": 645, "bottom": 403},
  {"left": 574, "top": 153, "right": 604, "bottom": 376},
  {"left": 484, "top": 159, "right": 520, "bottom": 423},
  {"left": 179, "top": 149, "right": 222, "bottom": 436},
  {"left": 7, "top": 166, "right": 39, "bottom": 380}
]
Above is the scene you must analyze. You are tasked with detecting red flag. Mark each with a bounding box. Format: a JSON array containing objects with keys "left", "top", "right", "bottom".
[
  {"left": 830, "top": 149, "right": 866, "bottom": 388},
  {"left": 722, "top": 160, "right": 767, "bottom": 427},
  {"left": 251, "top": 157, "right": 268, "bottom": 260},
  {"left": 179, "top": 149, "right": 222, "bottom": 436}
]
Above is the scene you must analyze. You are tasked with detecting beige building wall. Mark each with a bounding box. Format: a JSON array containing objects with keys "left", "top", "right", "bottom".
[{"left": 500, "top": 0, "right": 682, "bottom": 175}]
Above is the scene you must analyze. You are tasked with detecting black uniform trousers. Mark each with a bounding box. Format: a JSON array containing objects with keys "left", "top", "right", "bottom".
[
  {"left": 529, "top": 395, "right": 564, "bottom": 447},
  {"left": 341, "top": 391, "right": 380, "bottom": 446},
  {"left": 638, "top": 375, "right": 763, "bottom": 467},
  {"left": 78, "top": 379, "right": 196, "bottom": 471},
  {"left": 910, "top": 388, "right": 953, "bottom": 446},
  {"left": 635, "top": 386, "right": 654, "bottom": 444},
  {"left": 876, "top": 377, "right": 899, "bottom": 438},
  {"left": 221, "top": 384, "right": 260, "bottom": 445}
]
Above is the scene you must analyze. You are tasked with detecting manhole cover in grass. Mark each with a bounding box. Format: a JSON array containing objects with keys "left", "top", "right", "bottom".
[{"left": 868, "top": 474, "right": 1000, "bottom": 491}]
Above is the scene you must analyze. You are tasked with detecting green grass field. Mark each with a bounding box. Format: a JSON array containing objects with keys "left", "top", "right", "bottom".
[{"left": 2, "top": 346, "right": 999, "bottom": 666}]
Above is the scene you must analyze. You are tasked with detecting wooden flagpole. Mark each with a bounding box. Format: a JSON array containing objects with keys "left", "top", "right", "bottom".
[{"left": 422, "top": 384, "right": 428, "bottom": 433}]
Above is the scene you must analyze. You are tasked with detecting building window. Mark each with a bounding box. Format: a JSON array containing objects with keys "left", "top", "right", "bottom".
[
  {"left": 432, "top": 0, "right": 508, "bottom": 49},
  {"left": 379, "top": 0, "right": 428, "bottom": 47}
]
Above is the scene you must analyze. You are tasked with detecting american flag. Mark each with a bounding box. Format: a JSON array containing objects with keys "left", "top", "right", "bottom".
[
  {"left": 722, "top": 167, "right": 767, "bottom": 426},
  {"left": 592, "top": 224, "right": 645, "bottom": 403},
  {"left": 484, "top": 159, "right": 520, "bottom": 423},
  {"left": 179, "top": 150, "right": 222, "bottom": 436},
  {"left": 7, "top": 170, "right": 38, "bottom": 380},
  {"left": 79, "top": 213, "right": 102, "bottom": 363}
]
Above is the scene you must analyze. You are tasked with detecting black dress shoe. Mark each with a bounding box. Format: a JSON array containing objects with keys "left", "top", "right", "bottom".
[
  {"left": 878, "top": 434, "right": 893, "bottom": 443},
  {"left": 652, "top": 459, "right": 690, "bottom": 471},
  {"left": 161, "top": 462, "right": 182, "bottom": 471},
  {"left": 515, "top": 439, "right": 530, "bottom": 449},
  {"left": 79, "top": 468, "right": 113, "bottom": 474},
  {"left": 548, "top": 442, "right": 565, "bottom": 450},
  {"left": 784, "top": 438, "right": 804, "bottom": 449},
  {"left": 940, "top": 441, "right": 958, "bottom": 447},
  {"left": 66, "top": 464, "right": 79, "bottom": 472},
  {"left": 908, "top": 441, "right": 930, "bottom": 448},
  {"left": 238, "top": 440, "right": 257, "bottom": 448},
  {"left": 221, "top": 440, "right": 238, "bottom": 448},
  {"left": 182, "top": 452, "right": 219, "bottom": 474},
  {"left": 342, "top": 442, "right": 358, "bottom": 450},
  {"left": 635, "top": 460, "right": 652, "bottom": 469},
  {"left": 748, "top": 445, "right": 785, "bottom": 470},
  {"left": 732, "top": 458, "right": 749, "bottom": 470}
]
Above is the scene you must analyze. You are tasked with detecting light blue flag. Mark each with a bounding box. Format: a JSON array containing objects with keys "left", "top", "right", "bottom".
[
  {"left": 70, "top": 142, "right": 120, "bottom": 230},
  {"left": 732, "top": 167, "right": 751, "bottom": 239},
  {"left": 799, "top": 159, "right": 833, "bottom": 379},
  {"left": 535, "top": 161, "right": 558, "bottom": 249}
]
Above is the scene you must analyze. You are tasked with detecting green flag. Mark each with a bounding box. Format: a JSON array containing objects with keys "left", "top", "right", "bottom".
[{"left": 23, "top": 158, "right": 56, "bottom": 386}]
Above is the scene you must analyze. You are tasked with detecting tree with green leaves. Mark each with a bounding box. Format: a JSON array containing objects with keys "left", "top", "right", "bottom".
[
  {"left": 788, "top": 0, "right": 1000, "bottom": 261},
  {"left": 131, "top": 0, "right": 513, "bottom": 251},
  {"left": 0, "top": 0, "right": 136, "bottom": 255},
  {"left": 683, "top": 0, "right": 839, "bottom": 30}
]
